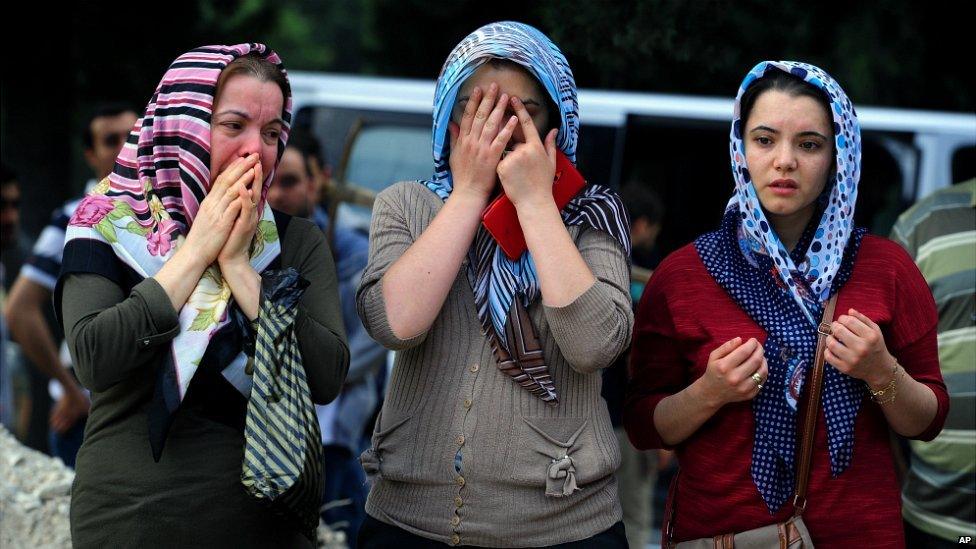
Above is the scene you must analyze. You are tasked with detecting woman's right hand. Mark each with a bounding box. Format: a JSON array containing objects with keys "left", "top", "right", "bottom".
[
  {"left": 447, "top": 82, "right": 519, "bottom": 201},
  {"left": 181, "top": 153, "right": 259, "bottom": 265},
  {"left": 698, "top": 337, "right": 768, "bottom": 408}
]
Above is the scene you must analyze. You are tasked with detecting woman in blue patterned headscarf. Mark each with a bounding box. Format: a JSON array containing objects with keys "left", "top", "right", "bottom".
[
  {"left": 356, "top": 21, "right": 632, "bottom": 548},
  {"left": 624, "top": 61, "right": 948, "bottom": 547}
]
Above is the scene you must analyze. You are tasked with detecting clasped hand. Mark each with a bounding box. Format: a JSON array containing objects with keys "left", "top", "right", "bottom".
[
  {"left": 699, "top": 337, "right": 769, "bottom": 408},
  {"left": 826, "top": 308, "right": 897, "bottom": 389},
  {"left": 447, "top": 83, "right": 557, "bottom": 208},
  {"left": 182, "top": 153, "right": 262, "bottom": 269}
]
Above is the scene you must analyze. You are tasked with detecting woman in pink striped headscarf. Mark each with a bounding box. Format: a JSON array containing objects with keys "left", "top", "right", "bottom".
[{"left": 56, "top": 44, "right": 349, "bottom": 547}]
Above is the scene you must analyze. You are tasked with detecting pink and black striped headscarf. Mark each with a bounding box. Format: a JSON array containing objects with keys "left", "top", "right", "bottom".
[
  {"left": 83, "top": 43, "right": 291, "bottom": 236},
  {"left": 61, "top": 44, "right": 291, "bottom": 456}
]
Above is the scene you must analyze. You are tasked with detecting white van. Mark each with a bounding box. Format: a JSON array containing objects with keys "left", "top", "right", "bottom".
[{"left": 289, "top": 71, "right": 976, "bottom": 254}]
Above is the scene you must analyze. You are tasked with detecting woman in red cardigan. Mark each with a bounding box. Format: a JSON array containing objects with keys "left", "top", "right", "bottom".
[{"left": 624, "top": 61, "right": 948, "bottom": 547}]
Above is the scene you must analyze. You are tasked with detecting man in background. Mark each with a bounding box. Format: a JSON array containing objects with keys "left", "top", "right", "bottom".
[
  {"left": 269, "top": 128, "right": 385, "bottom": 546},
  {"left": 604, "top": 182, "right": 667, "bottom": 549},
  {"left": 2, "top": 165, "right": 31, "bottom": 434},
  {"left": 891, "top": 179, "right": 976, "bottom": 547},
  {"left": 3, "top": 104, "right": 138, "bottom": 465}
]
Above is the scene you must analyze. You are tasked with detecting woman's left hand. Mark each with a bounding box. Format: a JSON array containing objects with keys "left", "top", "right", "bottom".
[
  {"left": 218, "top": 162, "right": 262, "bottom": 268},
  {"left": 826, "top": 308, "right": 897, "bottom": 388},
  {"left": 496, "top": 97, "right": 558, "bottom": 209}
]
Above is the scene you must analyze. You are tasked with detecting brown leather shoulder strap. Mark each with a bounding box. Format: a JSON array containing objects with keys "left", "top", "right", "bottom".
[{"left": 793, "top": 294, "right": 838, "bottom": 515}]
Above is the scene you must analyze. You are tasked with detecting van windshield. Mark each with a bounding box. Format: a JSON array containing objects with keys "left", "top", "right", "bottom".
[{"left": 345, "top": 125, "right": 432, "bottom": 192}]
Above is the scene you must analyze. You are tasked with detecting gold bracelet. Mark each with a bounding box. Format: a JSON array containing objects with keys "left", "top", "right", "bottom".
[{"left": 868, "top": 362, "right": 903, "bottom": 405}]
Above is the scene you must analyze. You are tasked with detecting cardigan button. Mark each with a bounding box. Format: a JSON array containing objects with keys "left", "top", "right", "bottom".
[
  {"left": 455, "top": 476, "right": 465, "bottom": 487},
  {"left": 456, "top": 435, "right": 465, "bottom": 446},
  {"left": 469, "top": 364, "right": 479, "bottom": 373},
  {"left": 463, "top": 399, "right": 472, "bottom": 409},
  {"left": 454, "top": 496, "right": 463, "bottom": 507},
  {"left": 451, "top": 515, "right": 461, "bottom": 527},
  {"left": 451, "top": 534, "right": 461, "bottom": 545}
]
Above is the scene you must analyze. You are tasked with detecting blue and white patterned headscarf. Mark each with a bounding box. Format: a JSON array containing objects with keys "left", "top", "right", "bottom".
[
  {"left": 428, "top": 21, "right": 580, "bottom": 194},
  {"left": 696, "top": 61, "right": 866, "bottom": 513},
  {"left": 731, "top": 61, "right": 862, "bottom": 325},
  {"left": 423, "top": 22, "right": 630, "bottom": 403}
]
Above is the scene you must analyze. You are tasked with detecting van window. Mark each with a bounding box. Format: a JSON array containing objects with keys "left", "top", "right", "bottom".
[
  {"left": 619, "top": 116, "right": 733, "bottom": 259},
  {"left": 294, "top": 106, "right": 430, "bottom": 179},
  {"left": 952, "top": 145, "right": 975, "bottom": 184},
  {"left": 619, "top": 117, "right": 912, "bottom": 260},
  {"left": 575, "top": 125, "right": 621, "bottom": 189},
  {"left": 335, "top": 123, "right": 431, "bottom": 232},
  {"left": 344, "top": 125, "right": 432, "bottom": 192},
  {"left": 857, "top": 133, "right": 913, "bottom": 236}
]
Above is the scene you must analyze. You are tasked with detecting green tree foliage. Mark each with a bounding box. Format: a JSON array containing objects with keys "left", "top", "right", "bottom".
[
  {"left": 56, "top": 0, "right": 976, "bottom": 113},
  {"left": 2, "top": 0, "right": 972, "bottom": 236}
]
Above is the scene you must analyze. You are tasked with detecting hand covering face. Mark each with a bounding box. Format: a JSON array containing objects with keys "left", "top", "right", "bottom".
[{"left": 423, "top": 21, "right": 631, "bottom": 403}]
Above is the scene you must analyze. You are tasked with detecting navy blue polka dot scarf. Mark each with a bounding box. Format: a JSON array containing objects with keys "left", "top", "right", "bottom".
[{"left": 695, "top": 61, "right": 866, "bottom": 513}]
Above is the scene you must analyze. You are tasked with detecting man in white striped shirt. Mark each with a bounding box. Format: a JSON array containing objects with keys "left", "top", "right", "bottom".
[{"left": 2, "top": 104, "right": 136, "bottom": 466}]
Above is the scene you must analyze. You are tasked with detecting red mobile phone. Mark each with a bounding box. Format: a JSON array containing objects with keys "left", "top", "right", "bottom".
[{"left": 481, "top": 151, "right": 586, "bottom": 260}]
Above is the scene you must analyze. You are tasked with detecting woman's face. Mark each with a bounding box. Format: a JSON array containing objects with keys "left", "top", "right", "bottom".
[
  {"left": 453, "top": 63, "right": 551, "bottom": 150},
  {"left": 210, "top": 74, "right": 285, "bottom": 189},
  {"left": 744, "top": 90, "right": 834, "bottom": 222}
]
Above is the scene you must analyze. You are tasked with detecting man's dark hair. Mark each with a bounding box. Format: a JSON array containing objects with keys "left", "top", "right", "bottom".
[
  {"left": 286, "top": 128, "right": 327, "bottom": 177},
  {"left": 620, "top": 182, "right": 664, "bottom": 226},
  {"left": 83, "top": 103, "right": 137, "bottom": 150}
]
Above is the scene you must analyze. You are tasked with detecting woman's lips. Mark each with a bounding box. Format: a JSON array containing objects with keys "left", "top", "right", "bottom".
[{"left": 769, "top": 178, "right": 799, "bottom": 196}]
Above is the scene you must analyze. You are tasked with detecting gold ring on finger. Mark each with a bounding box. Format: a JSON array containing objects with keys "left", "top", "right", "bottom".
[{"left": 751, "top": 372, "right": 764, "bottom": 387}]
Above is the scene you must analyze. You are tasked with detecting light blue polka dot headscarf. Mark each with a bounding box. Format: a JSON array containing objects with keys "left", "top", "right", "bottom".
[
  {"left": 698, "top": 61, "right": 866, "bottom": 513},
  {"left": 730, "top": 60, "right": 862, "bottom": 326}
]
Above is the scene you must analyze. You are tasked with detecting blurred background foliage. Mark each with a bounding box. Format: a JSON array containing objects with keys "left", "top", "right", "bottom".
[{"left": 2, "top": 0, "right": 973, "bottom": 234}]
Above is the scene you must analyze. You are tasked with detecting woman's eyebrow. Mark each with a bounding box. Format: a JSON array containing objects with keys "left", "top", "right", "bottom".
[
  {"left": 215, "top": 109, "right": 251, "bottom": 119},
  {"left": 213, "top": 110, "right": 285, "bottom": 126},
  {"left": 798, "top": 130, "right": 830, "bottom": 140},
  {"left": 749, "top": 125, "right": 828, "bottom": 141}
]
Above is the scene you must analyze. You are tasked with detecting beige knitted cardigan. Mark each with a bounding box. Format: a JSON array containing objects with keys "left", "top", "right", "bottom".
[{"left": 357, "top": 182, "right": 633, "bottom": 547}]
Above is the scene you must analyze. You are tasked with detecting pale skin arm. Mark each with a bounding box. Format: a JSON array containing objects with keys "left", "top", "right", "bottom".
[
  {"left": 382, "top": 84, "right": 518, "bottom": 339},
  {"left": 653, "top": 337, "right": 768, "bottom": 446},
  {"left": 827, "top": 308, "right": 938, "bottom": 437},
  {"left": 499, "top": 97, "right": 595, "bottom": 306},
  {"left": 3, "top": 277, "right": 88, "bottom": 433}
]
